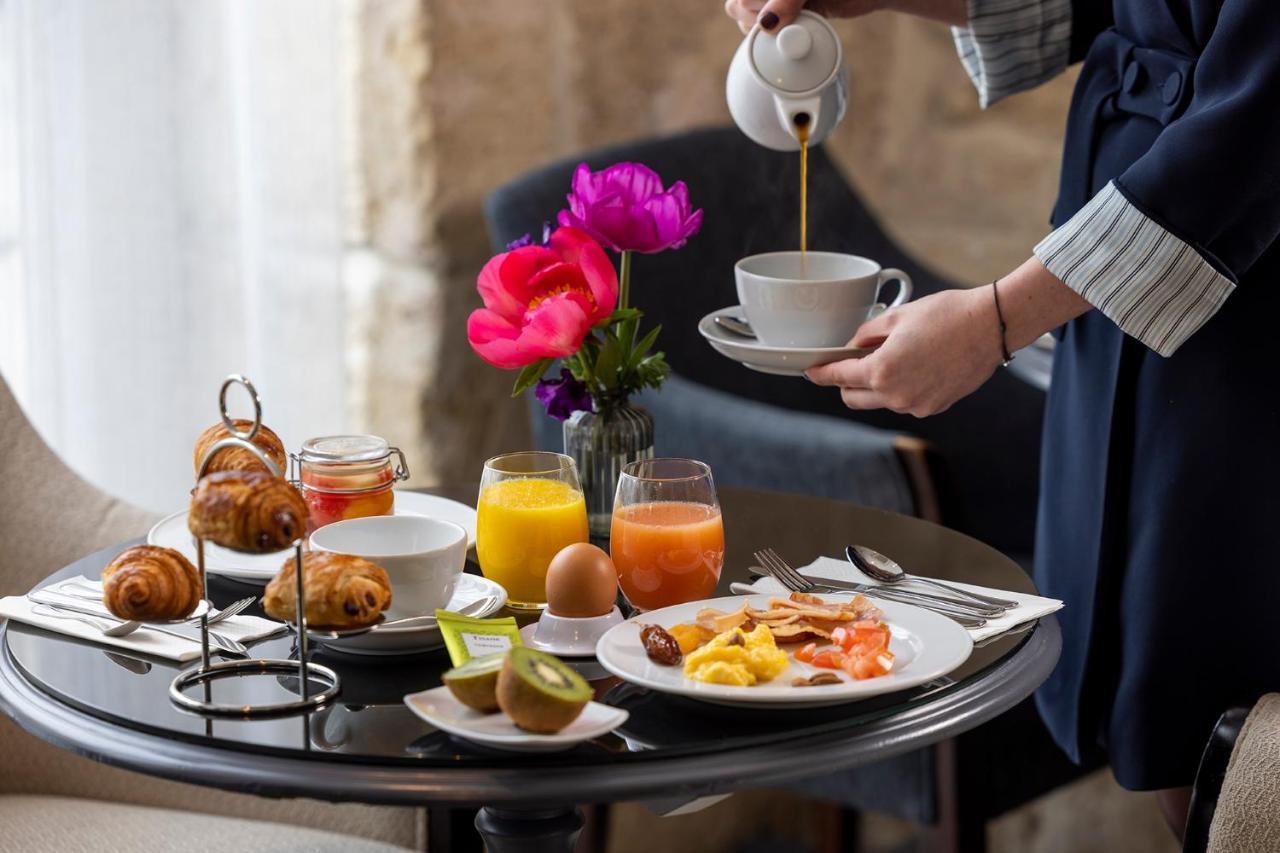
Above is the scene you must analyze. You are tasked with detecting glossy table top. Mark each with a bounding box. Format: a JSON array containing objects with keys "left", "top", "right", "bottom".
[{"left": 0, "top": 486, "right": 1059, "bottom": 807}]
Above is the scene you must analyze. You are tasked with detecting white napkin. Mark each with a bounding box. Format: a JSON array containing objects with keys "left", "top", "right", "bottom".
[
  {"left": 0, "top": 576, "right": 287, "bottom": 662},
  {"left": 740, "top": 556, "right": 1063, "bottom": 643}
]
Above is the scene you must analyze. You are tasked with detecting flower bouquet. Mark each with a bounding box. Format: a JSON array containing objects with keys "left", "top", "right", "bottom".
[{"left": 468, "top": 161, "right": 702, "bottom": 532}]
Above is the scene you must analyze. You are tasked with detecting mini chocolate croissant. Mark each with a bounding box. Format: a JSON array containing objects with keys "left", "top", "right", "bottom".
[
  {"left": 193, "top": 420, "right": 287, "bottom": 476},
  {"left": 102, "top": 545, "right": 202, "bottom": 621},
  {"left": 188, "top": 470, "right": 308, "bottom": 553},
  {"left": 263, "top": 552, "right": 392, "bottom": 629}
]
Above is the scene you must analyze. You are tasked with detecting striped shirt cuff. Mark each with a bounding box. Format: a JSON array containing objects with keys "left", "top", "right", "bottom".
[
  {"left": 952, "top": 0, "right": 1073, "bottom": 108},
  {"left": 1034, "top": 182, "right": 1236, "bottom": 357}
]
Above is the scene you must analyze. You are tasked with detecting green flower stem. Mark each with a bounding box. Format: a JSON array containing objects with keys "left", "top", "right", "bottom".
[{"left": 618, "top": 250, "right": 632, "bottom": 311}]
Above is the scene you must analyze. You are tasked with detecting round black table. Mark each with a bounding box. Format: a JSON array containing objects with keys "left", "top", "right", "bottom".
[{"left": 0, "top": 486, "right": 1059, "bottom": 852}]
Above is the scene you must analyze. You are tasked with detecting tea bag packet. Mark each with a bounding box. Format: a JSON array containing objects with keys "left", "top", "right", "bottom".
[{"left": 436, "top": 610, "right": 522, "bottom": 667}]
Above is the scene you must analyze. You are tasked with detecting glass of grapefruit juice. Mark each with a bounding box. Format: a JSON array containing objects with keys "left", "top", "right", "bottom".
[
  {"left": 610, "top": 458, "right": 725, "bottom": 611},
  {"left": 476, "top": 451, "right": 588, "bottom": 609}
]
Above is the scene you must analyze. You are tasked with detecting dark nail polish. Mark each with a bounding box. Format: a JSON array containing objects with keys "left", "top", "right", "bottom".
[{"left": 760, "top": 11, "right": 779, "bottom": 30}]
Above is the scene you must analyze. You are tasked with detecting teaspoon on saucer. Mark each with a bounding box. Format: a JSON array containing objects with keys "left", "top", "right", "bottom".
[{"left": 713, "top": 315, "right": 756, "bottom": 339}]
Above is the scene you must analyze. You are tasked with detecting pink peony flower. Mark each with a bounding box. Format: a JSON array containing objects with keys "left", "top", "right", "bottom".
[
  {"left": 467, "top": 227, "right": 618, "bottom": 369},
  {"left": 557, "top": 162, "right": 703, "bottom": 254}
]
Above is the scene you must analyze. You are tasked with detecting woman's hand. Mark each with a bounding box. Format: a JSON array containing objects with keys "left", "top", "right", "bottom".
[
  {"left": 806, "top": 288, "right": 1001, "bottom": 416},
  {"left": 724, "top": 0, "right": 884, "bottom": 34},
  {"left": 724, "top": 0, "right": 967, "bottom": 33},
  {"left": 805, "top": 257, "right": 1093, "bottom": 417}
]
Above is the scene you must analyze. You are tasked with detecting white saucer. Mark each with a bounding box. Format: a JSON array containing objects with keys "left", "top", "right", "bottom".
[
  {"left": 403, "top": 685, "right": 628, "bottom": 753},
  {"left": 147, "top": 491, "right": 478, "bottom": 584},
  {"left": 314, "top": 574, "right": 507, "bottom": 657},
  {"left": 698, "top": 306, "right": 871, "bottom": 376}
]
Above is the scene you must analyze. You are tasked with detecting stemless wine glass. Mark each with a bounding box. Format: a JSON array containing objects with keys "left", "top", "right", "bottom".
[
  {"left": 610, "top": 458, "right": 725, "bottom": 612},
  {"left": 476, "top": 451, "right": 589, "bottom": 610}
]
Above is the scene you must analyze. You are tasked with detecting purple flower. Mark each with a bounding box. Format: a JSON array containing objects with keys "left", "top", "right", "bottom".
[
  {"left": 557, "top": 162, "right": 703, "bottom": 254},
  {"left": 534, "top": 368, "right": 594, "bottom": 421},
  {"left": 504, "top": 221, "right": 553, "bottom": 252}
]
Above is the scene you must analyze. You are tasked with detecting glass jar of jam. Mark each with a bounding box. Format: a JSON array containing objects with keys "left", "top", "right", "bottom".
[{"left": 292, "top": 435, "right": 410, "bottom": 533}]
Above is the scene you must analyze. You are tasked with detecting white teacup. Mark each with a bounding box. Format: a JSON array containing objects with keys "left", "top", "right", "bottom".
[
  {"left": 310, "top": 515, "right": 467, "bottom": 619},
  {"left": 735, "top": 251, "right": 913, "bottom": 347}
]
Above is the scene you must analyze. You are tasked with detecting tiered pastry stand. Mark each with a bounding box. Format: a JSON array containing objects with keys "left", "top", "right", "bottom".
[{"left": 169, "top": 375, "right": 339, "bottom": 717}]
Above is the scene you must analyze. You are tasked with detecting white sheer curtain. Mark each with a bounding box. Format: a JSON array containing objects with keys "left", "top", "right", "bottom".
[{"left": 0, "top": 0, "right": 348, "bottom": 512}]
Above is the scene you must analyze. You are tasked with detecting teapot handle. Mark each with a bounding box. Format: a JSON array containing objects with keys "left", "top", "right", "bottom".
[{"left": 773, "top": 94, "right": 822, "bottom": 145}]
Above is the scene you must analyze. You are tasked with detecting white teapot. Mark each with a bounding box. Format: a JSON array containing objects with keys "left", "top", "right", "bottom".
[{"left": 725, "top": 10, "right": 848, "bottom": 151}]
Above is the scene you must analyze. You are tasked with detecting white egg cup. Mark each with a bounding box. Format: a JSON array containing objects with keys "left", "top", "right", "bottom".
[{"left": 520, "top": 607, "right": 624, "bottom": 657}]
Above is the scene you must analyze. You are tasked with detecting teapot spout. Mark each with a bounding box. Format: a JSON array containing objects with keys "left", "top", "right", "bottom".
[{"left": 773, "top": 94, "right": 822, "bottom": 144}]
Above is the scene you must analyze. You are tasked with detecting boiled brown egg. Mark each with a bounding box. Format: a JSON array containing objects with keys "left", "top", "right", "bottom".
[{"left": 544, "top": 543, "right": 618, "bottom": 618}]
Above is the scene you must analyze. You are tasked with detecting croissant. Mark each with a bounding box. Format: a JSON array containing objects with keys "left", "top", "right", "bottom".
[
  {"left": 193, "top": 420, "right": 287, "bottom": 477},
  {"left": 188, "top": 470, "right": 309, "bottom": 553},
  {"left": 102, "top": 545, "right": 202, "bottom": 621},
  {"left": 263, "top": 552, "right": 392, "bottom": 629}
]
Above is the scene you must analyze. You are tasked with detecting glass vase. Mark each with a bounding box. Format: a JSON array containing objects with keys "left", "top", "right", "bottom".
[{"left": 563, "top": 401, "right": 655, "bottom": 538}]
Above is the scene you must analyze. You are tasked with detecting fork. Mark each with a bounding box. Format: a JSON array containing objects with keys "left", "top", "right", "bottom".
[
  {"left": 26, "top": 593, "right": 248, "bottom": 655},
  {"left": 754, "top": 548, "right": 988, "bottom": 629},
  {"left": 54, "top": 584, "right": 254, "bottom": 629}
]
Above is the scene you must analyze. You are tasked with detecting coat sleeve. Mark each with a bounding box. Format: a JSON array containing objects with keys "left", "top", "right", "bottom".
[
  {"left": 952, "top": 0, "right": 1112, "bottom": 108},
  {"left": 1034, "top": 0, "right": 1279, "bottom": 356}
]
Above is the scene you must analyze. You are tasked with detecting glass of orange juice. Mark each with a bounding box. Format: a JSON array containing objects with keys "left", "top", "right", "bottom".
[
  {"left": 476, "top": 451, "right": 589, "bottom": 609},
  {"left": 610, "top": 458, "right": 725, "bottom": 612}
]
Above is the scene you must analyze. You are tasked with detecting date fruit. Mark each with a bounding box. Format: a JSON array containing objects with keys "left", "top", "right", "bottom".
[{"left": 640, "top": 624, "right": 682, "bottom": 666}]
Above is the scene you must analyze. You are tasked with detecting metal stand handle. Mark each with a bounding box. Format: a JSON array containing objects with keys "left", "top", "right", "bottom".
[{"left": 169, "top": 375, "right": 340, "bottom": 718}]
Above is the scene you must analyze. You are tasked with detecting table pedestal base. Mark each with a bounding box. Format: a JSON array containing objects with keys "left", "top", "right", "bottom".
[{"left": 474, "top": 806, "right": 584, "bottom": 853}]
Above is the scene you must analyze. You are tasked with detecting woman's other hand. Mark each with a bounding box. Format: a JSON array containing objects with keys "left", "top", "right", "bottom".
[
  {"left": 723, "top": 0, "right": 968, "bottom": 34},
  {"left": 805, "top": 257, "right": 1092, "bottom": 417},
  {"left": 724, "top": 0, "right": 884, "bottom": 34},
  {"left": 806, "top": 288, "right": 1001, "bottom": 417}
]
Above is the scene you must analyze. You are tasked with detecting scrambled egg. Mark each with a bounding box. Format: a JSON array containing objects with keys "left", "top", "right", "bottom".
[{"left": 683, "top": 624, "right": 790, "bottom": 686}]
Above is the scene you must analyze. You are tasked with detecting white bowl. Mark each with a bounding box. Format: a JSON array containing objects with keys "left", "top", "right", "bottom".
[
  {"left": 519, "top": 607, "right": 625, "bottom": 657},
  {"left": 310, "top": 515, "right": 467, "bottom": 618}
]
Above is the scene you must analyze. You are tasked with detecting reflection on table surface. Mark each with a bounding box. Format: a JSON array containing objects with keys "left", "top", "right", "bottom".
[{"left": 4, "top": 486, "right": 1040, "bottom": 768}]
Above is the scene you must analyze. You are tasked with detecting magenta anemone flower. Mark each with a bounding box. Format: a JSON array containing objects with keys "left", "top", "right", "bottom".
[{"left": 557, "top": 162, "right": 703, "bottom": 254}]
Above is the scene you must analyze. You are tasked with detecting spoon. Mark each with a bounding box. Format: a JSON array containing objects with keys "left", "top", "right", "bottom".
[
  {"left": 379, "top": 596, "right": 497, "bottom": 629},
  {"left": 713, "top": 315, "right": 756, "bottom": 339},
  {"left": 845, "top": 545, "right": 1019, "bottom": 610}
]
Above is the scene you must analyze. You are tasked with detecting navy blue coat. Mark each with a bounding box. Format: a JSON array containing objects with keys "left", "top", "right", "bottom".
[{"left": 1035, "top": 0, "right": 1280, "bottom": 790}]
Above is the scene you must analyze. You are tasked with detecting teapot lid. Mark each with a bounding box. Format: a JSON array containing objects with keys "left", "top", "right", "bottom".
[{"left": 748, "top": 10, "right": 842, "bottom": 95}]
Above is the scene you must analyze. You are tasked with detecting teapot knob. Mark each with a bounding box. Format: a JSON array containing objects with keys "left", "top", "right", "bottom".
[{"left": 776, "top": 24, "right": 813, "bottom": 60}]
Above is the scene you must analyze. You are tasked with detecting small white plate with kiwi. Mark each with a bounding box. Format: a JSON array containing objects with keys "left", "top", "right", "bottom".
[{"left": 404, "top": 647, "right": 628, "bottom": 752}]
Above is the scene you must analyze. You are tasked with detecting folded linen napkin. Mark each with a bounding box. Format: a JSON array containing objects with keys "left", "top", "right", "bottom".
[
  {"left": 740, "top": 556, "right": 1063, "bottom": 643},
  {"left": 0, "top": 576, "right": 287, "bottom": 662}
]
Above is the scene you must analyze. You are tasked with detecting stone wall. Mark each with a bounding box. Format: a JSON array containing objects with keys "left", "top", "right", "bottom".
[{"left": 347, "top": 0, "right": 1076, "bottom": 485}]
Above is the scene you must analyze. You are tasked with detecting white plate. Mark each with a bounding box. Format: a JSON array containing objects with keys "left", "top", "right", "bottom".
[
  {"left": 404, "top": 686, "right": 628, "bottom": 752},
  {"left": 315, "top": 574, "right": 506, "bottom": 657},
  {"left": 147, "top": 491, "right": 478, "bottom": 583},
  {"left": 698, "top": 306, "right": 871, "bottom": 377},
  {"left": 594, "top": 593, "right": 973, "bottom": 709}
]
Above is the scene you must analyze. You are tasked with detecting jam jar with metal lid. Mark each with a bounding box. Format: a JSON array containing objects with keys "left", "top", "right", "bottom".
[{"left": 291, "top": 435, "right": 409, "bottom": 533}]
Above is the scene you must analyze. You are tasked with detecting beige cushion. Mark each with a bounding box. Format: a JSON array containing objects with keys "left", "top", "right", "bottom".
[
  {"left": 0, "top": 795, "right": 412, "bottom": 853},
  {"left": 0, "top": 373, "right": 424, "bottom": 848},
  {"left": 1208, "top": 693, "right": 1280, "bottom": 853}
]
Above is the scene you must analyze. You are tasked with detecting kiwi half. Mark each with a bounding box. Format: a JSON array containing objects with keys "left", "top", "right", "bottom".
[
  {"left": 496, "top": 647, "right": 592, "bottom": 733},
  {"left": 442, "top": 653, "right": 506, "bottom": 713}
]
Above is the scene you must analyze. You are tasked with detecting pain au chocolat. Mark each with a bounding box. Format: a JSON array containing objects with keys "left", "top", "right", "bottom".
[
  {"left": 263, "top": 551, "right": 392, "bottom": 629},
  {"left": 187, "top": 470, "right": 308, "bottom": 553}
]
